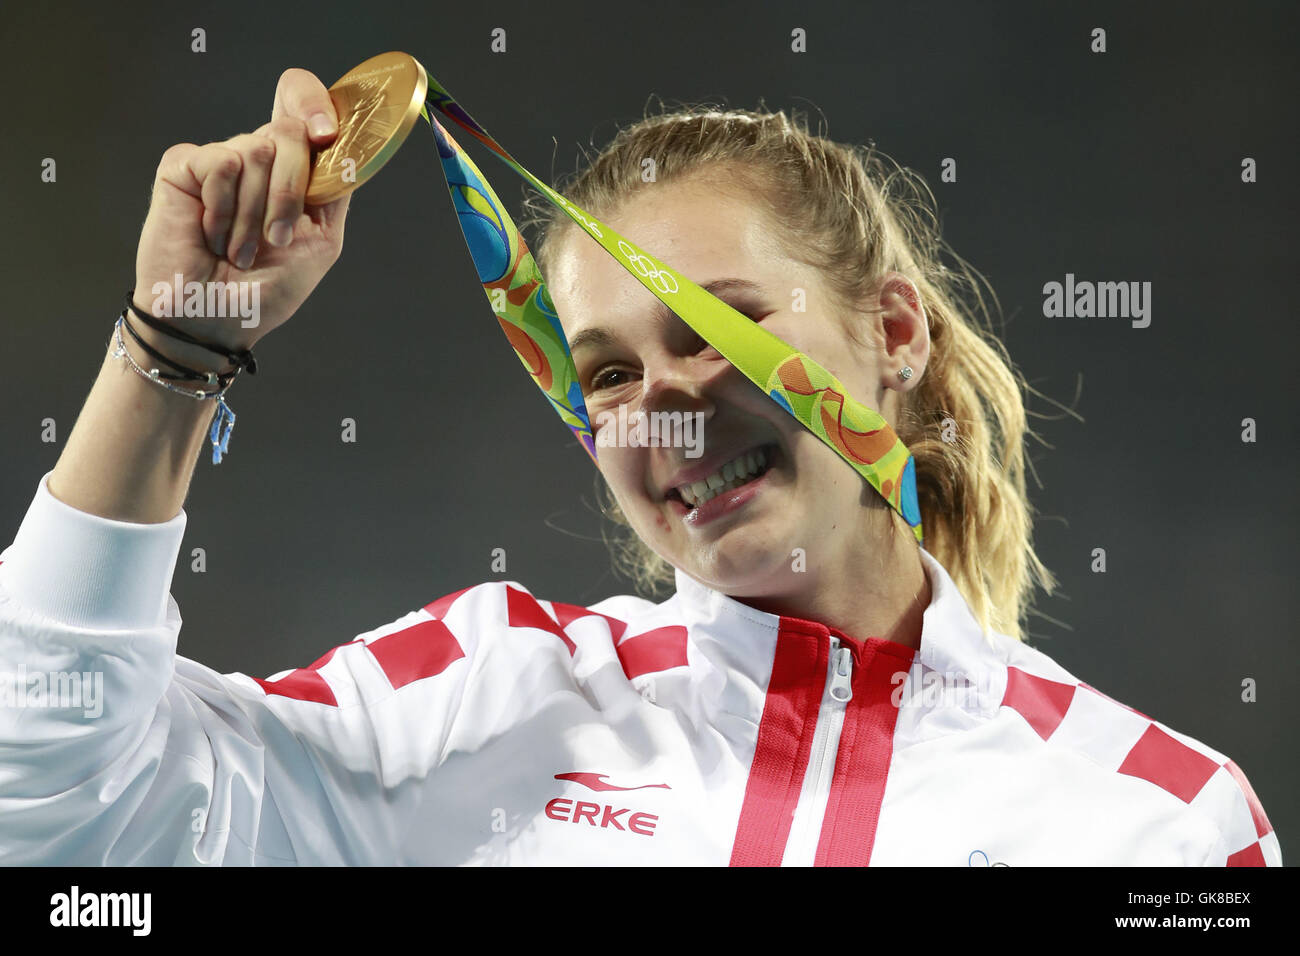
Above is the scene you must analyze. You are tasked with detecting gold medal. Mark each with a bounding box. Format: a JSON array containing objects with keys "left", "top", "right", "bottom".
[{"left": 305, "top": 51, "right": 428, "bottom": 205}]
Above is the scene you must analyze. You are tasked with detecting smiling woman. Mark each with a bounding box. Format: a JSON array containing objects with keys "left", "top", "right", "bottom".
[
  {"left": 0, "top": 71, "right": 1279, "bottom": 868},
  {"left": 524, "top": 106, "right": 1052, "bottom": 646}
]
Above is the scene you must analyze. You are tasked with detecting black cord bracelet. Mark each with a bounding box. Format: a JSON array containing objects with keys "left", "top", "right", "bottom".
[
  {"left": 118, "top": 307, "right": 237, "bottom": 388},
  {"left": 124, "top": 289, "right": 258, "bottom": 375}
]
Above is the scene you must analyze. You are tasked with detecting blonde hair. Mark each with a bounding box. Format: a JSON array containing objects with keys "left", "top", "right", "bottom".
[{"left": 521, "top": 102, "right": 1061, "bottom": 642}]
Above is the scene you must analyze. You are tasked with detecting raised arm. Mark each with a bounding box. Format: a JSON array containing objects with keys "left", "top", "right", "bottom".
[
  {"left": 0, "top": 67, "right": 475, "bottom": 866},
  {"left": 49, "top": 68, "right": 348, "bottom": 523}
]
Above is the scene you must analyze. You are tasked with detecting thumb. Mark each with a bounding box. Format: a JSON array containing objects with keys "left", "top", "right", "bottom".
[{"left": 272, "top": 68, "right": 340, "bottom": 148}]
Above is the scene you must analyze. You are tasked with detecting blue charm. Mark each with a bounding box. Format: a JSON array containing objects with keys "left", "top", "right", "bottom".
[{"left": 210, "top": 398, "right": 236, "bottom": 464}]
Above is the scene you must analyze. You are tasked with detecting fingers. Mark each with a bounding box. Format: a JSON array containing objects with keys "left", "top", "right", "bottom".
[
  {"left": 154, "top": 68, "right": 343, "bottom": 268},
  {"left": 187, "top": 145, "right": 241, "bottom": 259},
  {"left": 156, "top": 142, "right": 243, "bottom": 260},
  {"left": 195, "top": 118, "right": 311, "bottom": 270},
  {"left": 221, "top": 132, "right": 276, "bottom": 270},
  {"left": 258, "top": 116, "right": 311, "bottom": 250},
  {"left": 272, "top": 67, "right": 338, "bottom": 146}
]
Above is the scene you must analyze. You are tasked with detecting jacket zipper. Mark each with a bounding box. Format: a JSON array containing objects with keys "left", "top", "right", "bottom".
[{"left": 781, "top": 635, "right": 854, "bottom": 865}]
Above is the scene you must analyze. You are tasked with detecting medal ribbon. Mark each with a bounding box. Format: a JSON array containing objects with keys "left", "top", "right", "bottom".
[{"left": 417, "top": 71, "right": 923, "bottom": 544}]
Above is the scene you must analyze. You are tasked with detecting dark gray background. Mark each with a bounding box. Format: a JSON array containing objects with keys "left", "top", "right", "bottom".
[{"left": 2, "top": 0, "right": 1295, "bottom": 859}]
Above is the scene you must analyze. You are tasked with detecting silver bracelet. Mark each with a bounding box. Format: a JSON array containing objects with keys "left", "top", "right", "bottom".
[{"left": 110, "top": 316, "right": 238, "bottom": 464}]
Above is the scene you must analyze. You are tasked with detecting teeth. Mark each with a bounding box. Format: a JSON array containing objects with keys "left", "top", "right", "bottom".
[{"left": 675, "top": 447, "right": 772, "bottom": 508}]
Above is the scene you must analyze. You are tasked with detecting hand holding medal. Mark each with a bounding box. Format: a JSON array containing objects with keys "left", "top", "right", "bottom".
[{"left": 304, "top": 52, "right": 428, "bottom": 204}]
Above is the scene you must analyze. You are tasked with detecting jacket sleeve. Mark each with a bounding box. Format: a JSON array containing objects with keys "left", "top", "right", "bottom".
[
  {"left": 1194, "top": 755, "right": 1283, "bottom": 867},
  {"left": 0, "top": 473, "right": 477, "bottom": 865}
]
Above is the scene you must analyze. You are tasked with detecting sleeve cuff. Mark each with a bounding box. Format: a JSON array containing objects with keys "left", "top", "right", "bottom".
[{"left": 0, "top": 471, "right": 187, "bottom": 631}]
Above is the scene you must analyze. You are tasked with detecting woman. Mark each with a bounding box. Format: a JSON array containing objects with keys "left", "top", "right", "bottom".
[{"left": 0, "top": 68, "right": 1278, "bottom": 866}]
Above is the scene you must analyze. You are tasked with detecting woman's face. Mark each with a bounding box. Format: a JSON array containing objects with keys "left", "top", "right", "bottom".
[{"left": 546, "top": 171, "right": 928, "bottom": 602}]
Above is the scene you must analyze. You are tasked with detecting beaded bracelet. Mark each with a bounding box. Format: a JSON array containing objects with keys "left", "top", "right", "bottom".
[
  {"left": 117, "top": 306, "right": 239, "bottom": 387},
  {"left": 110, "top": 316, "right": 238, "bottom": 464}
]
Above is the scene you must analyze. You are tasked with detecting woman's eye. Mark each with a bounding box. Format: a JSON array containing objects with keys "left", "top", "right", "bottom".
[{"left": 591, "top": 367, "right": 633, "bottom": 391}]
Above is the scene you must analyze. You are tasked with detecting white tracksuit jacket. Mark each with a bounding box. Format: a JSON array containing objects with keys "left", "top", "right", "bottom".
[{"left": 0, "top": 472, "right": 1282, "bottom": 866}]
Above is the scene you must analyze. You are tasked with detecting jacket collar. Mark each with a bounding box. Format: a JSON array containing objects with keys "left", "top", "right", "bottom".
[{"left": 670, "top": 546, "right": 1003, "bottom": 686}]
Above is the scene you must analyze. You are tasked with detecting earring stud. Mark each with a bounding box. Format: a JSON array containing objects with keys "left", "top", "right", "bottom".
[{"left": 897, "top": 366, "right": 914, "bottom": 382}]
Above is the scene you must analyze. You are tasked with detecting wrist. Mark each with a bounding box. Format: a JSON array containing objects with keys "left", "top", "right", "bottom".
[
  {"left": 123, "top": 318, "right": 239, "bottom": 377},
  {"left": 127, "top": 289, "right": 261, "bottom": 370}
]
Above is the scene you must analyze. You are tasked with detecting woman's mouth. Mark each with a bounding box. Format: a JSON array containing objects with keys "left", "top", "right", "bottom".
[{"left": 664, "top": 443, "right": 779, "bottom": 524}]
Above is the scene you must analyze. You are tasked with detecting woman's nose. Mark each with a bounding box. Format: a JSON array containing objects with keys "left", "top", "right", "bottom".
[{"left": 639, "top": 354, "right": 723, "bottom": 419}]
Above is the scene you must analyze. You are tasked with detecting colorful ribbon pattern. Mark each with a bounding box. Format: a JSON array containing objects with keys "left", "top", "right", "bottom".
[{"left": 418, "top": 72, "right": 923, "bottom": 543}]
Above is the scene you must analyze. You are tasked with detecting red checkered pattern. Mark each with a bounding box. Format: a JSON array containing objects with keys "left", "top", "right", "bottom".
[
  {"left": 505, "top": 586, "right": 688, "bottom": 679},
  {"left": 612, "top": 625, "right": 690, "bottom": 681},
  {"left": 255, "top": 582, "right": 692, "bottom": 707},
  {"left": 254, "top": 585, "right": 478, "bottom": 705},
  {"left": 1000, "top": 666, "right": 1276, "bottom": 865},
  {"left": 252, "top": 640, "right": 358, "bottom": 706},
  {"left": 1220, "top": 759, "right": 1276, "bottom": 866}
]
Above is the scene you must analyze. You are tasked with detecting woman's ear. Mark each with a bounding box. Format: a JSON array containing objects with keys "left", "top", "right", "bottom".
[{"left": 877, "top": 272, "right": 930, "bottom": 386}]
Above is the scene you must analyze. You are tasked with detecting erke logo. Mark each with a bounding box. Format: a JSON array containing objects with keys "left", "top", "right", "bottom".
[
  {"left": 554, "top": 772, "right": 671, "bottom": 792},
  {"left": 545, "top": 771, "right": 670, "bottom": 836}
]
